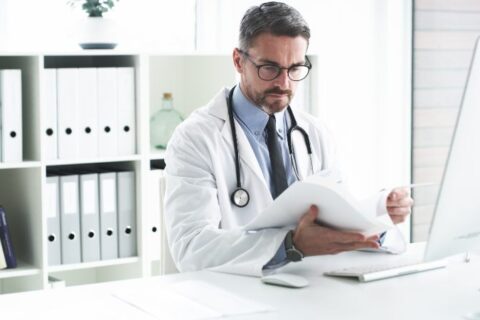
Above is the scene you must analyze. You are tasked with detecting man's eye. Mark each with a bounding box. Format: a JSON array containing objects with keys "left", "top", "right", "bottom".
[
  {"left": 290, "top": 66, "right": 302, "bottom": 73},
  {"left": 262, "top": 65, "right": 279, "bottom": 73}
]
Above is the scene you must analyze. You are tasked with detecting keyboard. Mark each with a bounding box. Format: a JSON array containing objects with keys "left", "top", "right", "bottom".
[{"left": 324, "top": 259, "right": 448, "bottom": 282}]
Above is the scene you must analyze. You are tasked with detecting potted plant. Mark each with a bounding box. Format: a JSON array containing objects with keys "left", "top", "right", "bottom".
[
  {"left": 68, "top": 0, "right": 119, "bottom": 17},
  {"left": 68, "top": 0, "right": 120, "bottom": 49}
]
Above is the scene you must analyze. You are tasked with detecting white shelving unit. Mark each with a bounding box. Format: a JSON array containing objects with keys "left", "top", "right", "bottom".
[{"left": 0, "top": 51, "right": 237, "bottom": 294}]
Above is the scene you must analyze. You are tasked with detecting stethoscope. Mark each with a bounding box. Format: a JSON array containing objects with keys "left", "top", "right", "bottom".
[{"left": 227, "top": 86, "right": 314, "bottom": 208}]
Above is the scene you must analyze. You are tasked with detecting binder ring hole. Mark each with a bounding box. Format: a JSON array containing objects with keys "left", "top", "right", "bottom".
[
  {"left": 10, "top": 131, "right": 16, "bottom": 138},
  {"left": 124, "top": 125, "right": 130, "bottom": 132},
  {"left": 104, "top": 126, "right": 111, "bottom": 133},
  {"left": 106, "top": 229, "right": 114, "bottom": 236},
  {"left": 152, "top": 226, "right": 158, "bottom": 233},
  {"left": 68, "top": 233, "right": 75, "bottom": 240},
  {"left": 48, "top": 234, "right": 56, "bottom": 242},
  {"left": 88, "top": 231, "right": 95, "bottom": 238},
  {"left": 125, "top": 226, "right": 132, "bottom": 234},
  {"left": 85, "top": 127, "right": 92, "bottom": 134},
  {"left": 46, "top": 128, "right": 54, "bottom": 136},
  {"left": 66, "top": 128, "right": 72, "bottom": 135}
]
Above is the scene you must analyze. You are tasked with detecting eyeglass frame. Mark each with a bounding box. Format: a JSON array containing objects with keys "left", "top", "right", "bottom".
[{"left": 237, "top": 49, "right": 312, "bottom": 81}]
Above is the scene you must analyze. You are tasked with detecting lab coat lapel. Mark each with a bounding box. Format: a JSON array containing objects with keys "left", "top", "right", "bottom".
[{"left": 209, "top": 88, "right": 270, "bottom": 193}]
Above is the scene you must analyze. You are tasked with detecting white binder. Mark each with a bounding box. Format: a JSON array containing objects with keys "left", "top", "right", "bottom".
[
  {"left": 117, "top": 67, "right": 136, "bottom": 156},
  {"left": 43, "top": 69, "right": 58, "bottom": 160},
  {"left": 59, "top": 175, "right": 82, "bottom": 264},
  {"left": 79, "top": 173, "right": 101, "bottom": 262},
  {"left": 0, "top": 69, "right": 23, "bottom": 163},
  {"left": 57, "top": 68, "right": 79, "bottom": 159},
  {"left": 99, "top": 172, "right": 118, "bottom": 260},
  {"left": 46, "top": 176, "right": 61, "bottom": 266},
  {"left": 148, "top": 169, "right": 164, "bottom": 261},
  {"left": 117, "top": 171, "right": 136, "bottom": 258},
  {"left": 78, "top": 68, "right": 98, "bottom": 159},
  {"left": 97, "top": 68, "right": 118, "bottom": 157}
]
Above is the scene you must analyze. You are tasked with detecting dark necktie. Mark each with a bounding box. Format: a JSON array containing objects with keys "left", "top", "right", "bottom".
[{"left": 266, "top": 115, "right": 288, "bottom": 198}]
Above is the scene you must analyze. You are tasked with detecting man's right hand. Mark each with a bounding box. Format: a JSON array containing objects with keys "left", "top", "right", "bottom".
[{"left": 293, "top": 205, "right": 380, "bottom": 256}]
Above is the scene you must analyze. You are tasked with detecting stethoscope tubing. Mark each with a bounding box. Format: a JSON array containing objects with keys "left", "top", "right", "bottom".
[{"left": 227, "top": 86, "right": 313, "bottom": 207}]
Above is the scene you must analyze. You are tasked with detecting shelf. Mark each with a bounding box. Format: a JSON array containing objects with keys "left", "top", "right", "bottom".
[
  {"left": 0, "top": 161, "right": 41, "bottom": 170},
  {"left": 0, "top": 261, "right": 41, "bottom": 279},
  {"left": 48, "top": 257, "right": 139, "bottom": 273},
  {"left": 0, "top": 52, "right": 235, "bottom": 294},
  {"left": 150, "top": 149, "right": 166, "bottom": 160},
  {"left": 45, "top": 155, "right": 142, "bottom": 167}
]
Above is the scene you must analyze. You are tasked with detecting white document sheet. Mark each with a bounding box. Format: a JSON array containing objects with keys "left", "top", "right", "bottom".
[
  {"left": 112, "top": 280, "right": 273, "bottom": 320},
  {"left": 1, "top": 289, "right": 157, "bottom": 320},
  {"left": 245, "top": 173, "right": 394, "bottom": 236}
]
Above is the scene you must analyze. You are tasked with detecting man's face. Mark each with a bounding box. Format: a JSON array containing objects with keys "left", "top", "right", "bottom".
[{"left": 233, "top": 33, "right": 309, "bottom": 114}]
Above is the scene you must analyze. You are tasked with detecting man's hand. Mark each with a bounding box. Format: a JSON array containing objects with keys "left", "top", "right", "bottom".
[
  {"left": 293, "top": 205, "right": 380, "bottom": 257},
  {"left": 387, "top": 188, "right": 414, "bottom": 224}
]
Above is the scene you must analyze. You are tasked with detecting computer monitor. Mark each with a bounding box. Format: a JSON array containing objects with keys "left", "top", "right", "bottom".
[{"left": 424, "top": 36, "right": 480, "bottom": 261}]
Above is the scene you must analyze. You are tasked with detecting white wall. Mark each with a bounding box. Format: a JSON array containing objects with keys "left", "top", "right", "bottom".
[
  {"left": 0, "top": 0, "right": 196, "bottom": 52},
  {"left": 412, "top": 0, "right": 480, "bottom": 241}
]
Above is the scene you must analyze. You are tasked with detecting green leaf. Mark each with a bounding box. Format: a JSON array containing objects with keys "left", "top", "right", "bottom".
[{"left": 72, "top": 0, "right": 117, "bottom": 16}]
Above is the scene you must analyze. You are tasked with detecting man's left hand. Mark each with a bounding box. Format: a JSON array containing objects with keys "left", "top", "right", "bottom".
[{"left": 387, "top": 188, "right": 414, "bottom": 224}]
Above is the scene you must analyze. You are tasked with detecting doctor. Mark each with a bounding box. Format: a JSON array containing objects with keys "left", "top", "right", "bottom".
[{"left": 164, "top": 1, "right": 413, "bottom": 277}]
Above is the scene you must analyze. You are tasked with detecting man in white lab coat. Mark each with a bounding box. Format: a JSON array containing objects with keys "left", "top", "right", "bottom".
[{"left": 164, "top": 1, "right": 413, "bottom": 277}]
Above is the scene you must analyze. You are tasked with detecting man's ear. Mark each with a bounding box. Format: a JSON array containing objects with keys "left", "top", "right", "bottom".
[{"left": 232, "top": 48, "right": 244, "bottom": 73}]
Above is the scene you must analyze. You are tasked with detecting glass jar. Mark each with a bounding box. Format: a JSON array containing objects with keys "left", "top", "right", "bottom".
[{"left": 150, "top": 92, "right": 184, "bottom": 149}]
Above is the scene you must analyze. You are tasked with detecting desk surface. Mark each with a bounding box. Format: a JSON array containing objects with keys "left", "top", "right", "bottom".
[{"left": 1, "top": 243, "right": 479, "bottom": 320}]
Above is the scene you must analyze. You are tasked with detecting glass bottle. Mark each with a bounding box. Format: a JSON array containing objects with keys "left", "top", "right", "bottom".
[{"left": 150, "top": 92, "right": 184, "bottom": 149}]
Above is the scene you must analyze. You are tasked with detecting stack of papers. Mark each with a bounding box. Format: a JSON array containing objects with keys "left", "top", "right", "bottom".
[{"left": 245, "top": 173, "right": 394, "bottom": 236}]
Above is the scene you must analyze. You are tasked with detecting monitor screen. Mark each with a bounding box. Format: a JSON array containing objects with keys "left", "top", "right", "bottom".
[{"left": 425, "top": 36, "right": 480, "bottom": 261}]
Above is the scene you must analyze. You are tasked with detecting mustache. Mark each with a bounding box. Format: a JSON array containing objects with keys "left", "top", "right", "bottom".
[{"left": 264, "top": 88, "right": 292, "bottom": 95}]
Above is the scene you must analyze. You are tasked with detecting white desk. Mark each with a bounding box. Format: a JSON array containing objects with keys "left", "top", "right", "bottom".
[{"left": 1, "top": 243, "right": 479, "bottom": 319}]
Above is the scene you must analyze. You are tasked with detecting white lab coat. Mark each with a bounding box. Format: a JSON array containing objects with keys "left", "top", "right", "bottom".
[{"left": 164, "top": 87, "right": 398, "bottom": 277}]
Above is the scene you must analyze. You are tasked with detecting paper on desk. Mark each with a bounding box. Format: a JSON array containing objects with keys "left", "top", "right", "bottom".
[
  {"left": 244, "top": 173, "right": 394, "bottom": 236},
  {"left": 112, "top": 280, "right": 273, "bottom": 320},
  {"left": 0, "top": 289, "right": 158, "bottom": 320}
]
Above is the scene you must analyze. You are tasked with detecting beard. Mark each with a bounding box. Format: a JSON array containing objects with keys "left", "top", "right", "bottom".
[{"left": 255, "top": 87, "right": 293, "bottom": 114}]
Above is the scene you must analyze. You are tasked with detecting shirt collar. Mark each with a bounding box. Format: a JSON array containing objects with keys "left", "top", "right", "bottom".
[{"left": 232, "top": 85, "right": 287, "bottom": 138}]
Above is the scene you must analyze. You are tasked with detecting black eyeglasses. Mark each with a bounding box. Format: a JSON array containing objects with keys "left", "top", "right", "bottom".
[{"left": 238, "top": 49, "right": 312, "bottom": 81}]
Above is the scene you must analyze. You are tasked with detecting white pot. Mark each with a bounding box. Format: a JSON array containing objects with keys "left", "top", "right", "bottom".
[{"left": 78, "top": 17, "right": 118, "bottom": 49}]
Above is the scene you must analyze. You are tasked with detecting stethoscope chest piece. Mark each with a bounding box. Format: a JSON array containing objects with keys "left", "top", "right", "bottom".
[{"left": 231, "top": 187, "right": 250, "bottom": 208}]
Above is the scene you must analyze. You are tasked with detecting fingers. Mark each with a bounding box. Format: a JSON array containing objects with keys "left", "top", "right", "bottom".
[
  {"left": 388, "top": 207, "right": 411, "bottom": 224},
  {"left": 388, "top": 187, "right": 409, "bottom": 201},
  {"left": 387, "top": 192, "right": 413, "bottom": 224},
  {"left": 390, "top": 214, "right": 408, "bottom": 224},
  {"left": 366, "top": 234, "right": 381, "bottom": 242},
  {"left": 389, "top": 206, "right": 411, "bottom": 216},
  {"left": 294, "top": 205, "right": 319, "bottom": 245},
  {"left": 321, "top": 227, "right": 376, "bottom": 244},
  {"left": 333, "top": 240, "right": 380, "bottom": 252},
  {"left": 387, "top": 196, "right": 414, "bottom": 208},
  {"left": 297, "top": 205, "right": 318, "bottom": 228},
  {"left": 311, "top": 239, "right": 380, "bottom": 255}
]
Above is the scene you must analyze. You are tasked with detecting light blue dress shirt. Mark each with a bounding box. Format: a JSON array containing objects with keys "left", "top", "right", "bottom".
[
  {"left": 232, "top": 86, "right": 297, "bottom": 192},
  {"left": 231, "top": 86, "right": 294, "bottom": 269}
]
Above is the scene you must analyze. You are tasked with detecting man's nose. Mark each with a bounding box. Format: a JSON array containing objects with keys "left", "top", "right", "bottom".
[{"left": 273, "top": 69, "right": 290, "bottom": 88}]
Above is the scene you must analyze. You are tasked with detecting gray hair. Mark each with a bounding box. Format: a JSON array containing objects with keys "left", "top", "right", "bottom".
[{"left": 239, "top": 1, "right": 310, "bottom": 51}]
